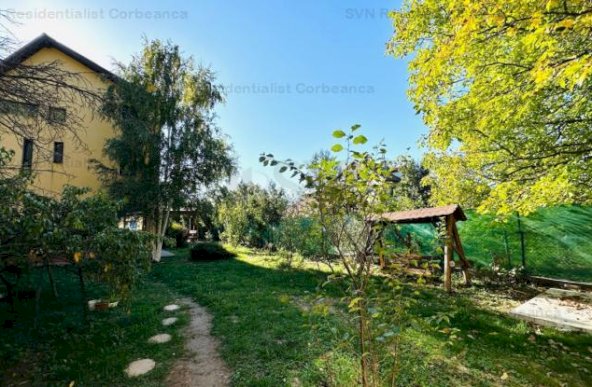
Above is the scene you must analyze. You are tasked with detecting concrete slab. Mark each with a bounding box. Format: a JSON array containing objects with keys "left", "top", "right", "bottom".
[{"left": 510, "top": 288, "right": 592, "bottom": 333}]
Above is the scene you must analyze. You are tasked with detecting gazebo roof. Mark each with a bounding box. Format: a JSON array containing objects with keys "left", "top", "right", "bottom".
[{"left": 370, "top": 204, "right": 466, "bottom": 224}]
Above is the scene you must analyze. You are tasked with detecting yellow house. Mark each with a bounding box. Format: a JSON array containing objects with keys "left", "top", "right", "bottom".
[{"left": 0, "top": 34, "right": 117, "bottom": 195}]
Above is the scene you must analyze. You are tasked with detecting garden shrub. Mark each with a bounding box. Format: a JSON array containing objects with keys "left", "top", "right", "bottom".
[
  {"left": 166, "top": 221, "right": 188, "bottom": 248},
  {"left": 189, "top": 242, "right": 236, "bottom": 261},
  {"left": 86, "top": 228, "right": 152, "bottom": 300},
  {"left": 45, "top": 186, "right": 153, "bottom": 301},
  {"left": 276, "top": 216, "right": 327, "bottom": 259},
  {"left": 0, "top": 157, "right": 153, "bottom": 309},
  {"left": 216, "top": 182, "right": 287, "bottom": 248},
  {"left": 162, "top": 235, "right": 177, "bottom": 249}
]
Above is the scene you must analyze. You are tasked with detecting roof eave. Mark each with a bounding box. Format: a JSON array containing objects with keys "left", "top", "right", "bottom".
[{"left": 1, "top": 33, "right": 119, "bottom": 82}]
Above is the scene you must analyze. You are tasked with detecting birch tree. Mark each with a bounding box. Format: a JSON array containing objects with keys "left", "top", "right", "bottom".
[{"left": 98, "top": 39, "right": 234, "bottom": 261}]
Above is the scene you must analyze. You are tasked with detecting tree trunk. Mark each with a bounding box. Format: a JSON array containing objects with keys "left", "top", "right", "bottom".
[
  {"left": 358, "top": 299, "right": 369, "bottom": 387},
  {"left": 0, "top": 273, "right": 16, "bottom": 312},
  {"left": 151, "top": 201, "right": 172, "bottom": 262},
  {"left": 33, "top": 286, "right": 42, "bottom": 329},
  {"left": 145, "top": 213, "right": 162, "bottom": 262},
  {"left": 78, "top": 267, "right": 88, "bottom": 323},
  {"left": 45, "top": 259, "right": 59, "bottom": 298},
  {"left": 152, "top": 237, "right": 163, "bottom": 262}
]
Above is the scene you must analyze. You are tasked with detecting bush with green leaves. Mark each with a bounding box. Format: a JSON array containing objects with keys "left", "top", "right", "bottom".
[
  {"left": 54, "top": 187, "right": 153, "bottom": 302},
  {"left": 85, "top": 228, "right": 152, "bottom": 300},
  {"left": 0, "top": 151, "right": 152, "bottom": 311},
  {"left": 216, "top": 182, "right": 288, "bottom": 248},
  {"left": 275, "top": 215, "right": 327, "bottom": 259},
  {"left": 189, "top": 242, "right": 236, "bottom": 261},
  {"left": 165, "top": 221, "right": 188, "bottom": 248}
]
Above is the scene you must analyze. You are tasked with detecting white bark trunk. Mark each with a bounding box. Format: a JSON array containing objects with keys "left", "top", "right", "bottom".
[
  {"left": 151, "top": 201, "right": 172, "bottom": 262},
  {"left": 152, "top": 238, "right": 163, "bottom": 262}
]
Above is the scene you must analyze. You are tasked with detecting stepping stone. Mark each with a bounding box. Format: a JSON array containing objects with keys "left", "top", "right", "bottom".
[
  {"left": 162, "top": 317, "right": 178, "bottom": 326},
  {"left": 164, "top": 304, "right": 180, "bottom": 312},
  {"left": 88, "top": 299, "right": 99, "bottom": 311},
  {"left": 148, "top": 333, "right": 172, "bottom": 344},
  {"left": 125, "top": 358, "right": 155, "bottom": 377}
]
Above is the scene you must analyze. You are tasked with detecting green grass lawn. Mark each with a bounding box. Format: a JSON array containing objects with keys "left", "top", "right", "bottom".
[
  {"left": 2, "top": 247, "right": 592, "bottom": 386},
  {"left": 0, "top": 268, "right": 189, "bottom": 386},
  {"left": 153, "top": 247, "right": 592, "bottom": 386}
]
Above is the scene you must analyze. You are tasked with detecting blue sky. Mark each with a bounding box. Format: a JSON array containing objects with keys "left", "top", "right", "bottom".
[{"left": 6, "top": 0, "right": 425, "bottom": 193}]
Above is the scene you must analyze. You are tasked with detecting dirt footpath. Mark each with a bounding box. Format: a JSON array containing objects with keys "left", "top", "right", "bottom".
[{"left": 166, "top": 298, "right": 231, "bottom": 387}]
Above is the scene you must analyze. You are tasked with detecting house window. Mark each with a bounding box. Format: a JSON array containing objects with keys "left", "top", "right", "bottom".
[
  {"left": 53, "top": 142, "right": 64, "bottom": 164},
  {"left": 0, "top": 100, "right": 39, "bottom": 117},
  {"left": 48, "top": 107, "right": 66, "bottom": 124},
  {"left": 22, "top": 138, "right": 34, "bottom": 169}
]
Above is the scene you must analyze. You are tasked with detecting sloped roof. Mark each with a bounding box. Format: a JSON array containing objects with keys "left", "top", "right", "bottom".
[
  {"left": 370, "top": 204, "right": 466, "bottom": 224},
  {"left": 1, "top": 33, "right": 117, "bottom": 81}
]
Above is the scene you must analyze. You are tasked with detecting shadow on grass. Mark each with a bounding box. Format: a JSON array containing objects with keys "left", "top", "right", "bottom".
[
  {"left": 154, "top": 251, "right": 592, "bottom": 386},
  {"left": 0, "top": 267, "right": 187, "bottom": 386}
]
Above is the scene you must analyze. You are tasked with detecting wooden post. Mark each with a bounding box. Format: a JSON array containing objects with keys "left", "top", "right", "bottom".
[
  {"left": 451, "top": 222, "right": 471, "bottom": 286},
  {"left": 444, "top": 215, "right": 453, "bottom": 293},
  {"left": 444, "top": 244, "right": 453, "bottom": 292}
]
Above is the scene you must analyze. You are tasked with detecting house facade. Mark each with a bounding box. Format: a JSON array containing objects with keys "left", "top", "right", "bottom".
[{"left": 0, "top": 34, "right": 117, "bottom": 195}]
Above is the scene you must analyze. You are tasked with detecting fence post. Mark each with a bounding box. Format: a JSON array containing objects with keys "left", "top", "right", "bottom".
[
  {"left": 444, "top": 215, "right": 453, "bottom": 293},
  {"left": 516, "top": 213, "right": 526, "bottom": 268}
]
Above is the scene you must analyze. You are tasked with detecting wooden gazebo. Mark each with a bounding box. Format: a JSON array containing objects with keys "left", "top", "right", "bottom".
[{"left": 369, "top": 204, "right": 471, "bottom": 292}]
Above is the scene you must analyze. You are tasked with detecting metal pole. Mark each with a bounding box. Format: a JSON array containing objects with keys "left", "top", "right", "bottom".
[{"left": 516, "top": 213, "right": 526, "bottom": 268}]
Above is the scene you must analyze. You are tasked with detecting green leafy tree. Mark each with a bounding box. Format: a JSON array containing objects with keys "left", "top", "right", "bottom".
[
  {"left": 216, "top": 182, "right": 288, "bottom": 248},
  {"left": 262, "top": 126, "right": 415, "bottom": 386},
  {"left": 183, "top": 194, "right": 219, "bottom": 240},
  {"left": 0, "top": 151, "right": 47, "bottom": 306},
  {"left": 1, "top": 150, "right": 151, "bottom": 314},
  {"left": 389, "top": 0, "right": 592, "bottom": 215},
  {"left": 47, "top": 186, "right": 152, "bottom": 303},
  {"left": 391, "top": 155, "right": 430, "bottom": 209},
  {"left": 98, "top": 39, "right": 235, "bottom": 260},
  {"left": 275, "top": 215, "right": 327, "bottom": 259}
]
